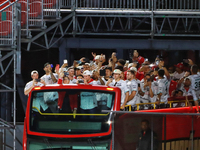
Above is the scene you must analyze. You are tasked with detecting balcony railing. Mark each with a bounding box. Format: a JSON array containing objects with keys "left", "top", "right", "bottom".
[
  {"left": 60, "top": 0, "right": 200, "bottom": 12},
  {"left": 0, "top": 2, "right": 15, "bottom": 46}
]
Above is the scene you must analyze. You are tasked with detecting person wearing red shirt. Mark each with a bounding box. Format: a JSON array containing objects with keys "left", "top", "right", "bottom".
[
  {"left": 168, "top": 80, "right": 178, "bottom": 97},
  {"left": 172, "top": 63, "right": 185, "bottom": 80},
  {"left": 124, "top": 62, "right": 138, "bottom": 80},
  {"left": 136, "top": 63, "right": 151, "bottom": 81},
  {"left": 57, "top": 72, "right": 77, "bottom": 112},
  {"left": 132, "top": 50, "right": 145, "bottom": 66}
]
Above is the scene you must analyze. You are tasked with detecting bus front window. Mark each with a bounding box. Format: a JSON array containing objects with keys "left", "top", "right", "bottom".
[{"left": 30, "top": 89, "right": 114, "bottom": 134}]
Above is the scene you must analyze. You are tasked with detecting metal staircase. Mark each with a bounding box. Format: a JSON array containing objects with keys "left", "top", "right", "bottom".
[{"left": 0, "top": 1, "right": 21, "bottom": 149}]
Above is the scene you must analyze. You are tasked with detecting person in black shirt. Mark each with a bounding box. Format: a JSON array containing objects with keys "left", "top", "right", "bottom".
[{"left": 136, "top": 120, "right": 158, "bottom": 150}]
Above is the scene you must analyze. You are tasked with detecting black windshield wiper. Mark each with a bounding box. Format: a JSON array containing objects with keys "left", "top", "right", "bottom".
[{"left": 88, "top": 139, "right": 97, "bottom": 150}]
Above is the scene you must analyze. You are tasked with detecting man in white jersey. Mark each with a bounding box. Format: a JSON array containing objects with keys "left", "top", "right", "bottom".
[
  {"left": 156, "top": 69, "right": 169, "bottom": 106},
  {"left": 106, "top": 69, "right": 129, "bottom": 109},
  {"left": 83, "top": 70, "right": 95, "bottom": 85},
  {"left": 41, "top": 63, "right": 58, "bottom": 85},
  {"left": 67, "top": 67, "right": 77, "bottom": 84},
  {"left": 188, "top": 64, "right": 200, "bottom": 112},
  {"left": 177, "top": 77, "right": 197, "bottom": 107},
  {"left": 24, "top": 70, "right": 45, "bottom": 95},
  {"left": 25, "top": 71, "right": 49, "bottom": 112},
  {"left": 126, "top": 70, "right": 138, "bottom": 109},
  {"left": 138, "top": 73, "right": 154, "bottom": 109},
  {"left": 173, "top": 63, "right": 185, "bottom": 80},
  {"left": 100, "top": 66, "right": 113, "bottom": 85},
  {"left": 91, "top": 71, "right": 102, "bottom": 85}
]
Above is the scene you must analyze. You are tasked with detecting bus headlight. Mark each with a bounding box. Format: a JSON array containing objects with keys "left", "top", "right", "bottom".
[{"left": 107, "top": 121, "right": 112, "bottom": 125}]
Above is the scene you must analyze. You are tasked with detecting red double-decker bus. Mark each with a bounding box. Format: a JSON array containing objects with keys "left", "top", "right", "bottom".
[{"left": 23, "top": 84, "right": 121, "bottom": 150}]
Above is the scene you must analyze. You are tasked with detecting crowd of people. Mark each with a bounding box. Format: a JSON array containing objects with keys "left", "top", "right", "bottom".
[{"left": 24, "top": 50, "right": 200, "bottom": 112}]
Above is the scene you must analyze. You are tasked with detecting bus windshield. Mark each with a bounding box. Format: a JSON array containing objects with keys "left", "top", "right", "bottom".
[{"left": 30, "top": 89, "right": 115, "bottom": 134}]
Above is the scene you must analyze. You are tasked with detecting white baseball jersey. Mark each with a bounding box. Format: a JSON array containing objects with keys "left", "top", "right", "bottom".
[
  {"left": 41, "top": 73, "right": 58, "bottom": 85},
  {"left": 88, "top": 80, "right": 101, "bottom": 85},
  {"left": 126, "top": 79, "right": 138, "bottom": 106},
  {"left": 135, "top": 79, "right": 142, "bottom": 104},
  {"left": 101, "top": 77, "right": 108, "bottom": 85},
  {"left": 24, "top": 81, "right": 44, "bottom": 93},
  {"left": 69, "top": 78, "right": 77, "bottom": 84},
  {"left": 188, "top": 74, "right": 200, "bottom": 99},
  {"left": 109, "top": 79, "right": 129, "bottom": 106},
  {"left": 179, "top": 84, "right": 198, "bottom": 101},
  {"left": 157, "top": 78, "right": 169, "bottom": 103},
  {"left": 150, "top": 81, "right": 158, "bottom": 103},
  {"left": 189, "top": 74, "right": 200, "bottom": 91},
  {"left": 139, "top": 79, "right": 151, "bottom": 103},
  {"left": 172, "top": 71, "right": 185, "bottom": 80}
]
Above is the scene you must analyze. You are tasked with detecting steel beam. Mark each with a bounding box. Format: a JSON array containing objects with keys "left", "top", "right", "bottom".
[{"left": 55, "top": 38, "right": 200, "bottom": 50}]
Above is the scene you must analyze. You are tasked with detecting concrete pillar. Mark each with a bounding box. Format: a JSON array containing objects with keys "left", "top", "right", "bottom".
[
  {"left": 59, "top": 39, "right": 74, "bottom": 66},
  {"left": 116, "top": 48, "right": 124, "bottom": 59}
]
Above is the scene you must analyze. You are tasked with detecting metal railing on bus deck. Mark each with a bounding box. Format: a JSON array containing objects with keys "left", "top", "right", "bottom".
[
  {"left": 32, "top": 106, "right": 110, "bottom": 119},
  {"left": 122, "top": 99, "right": 197, "bottom": 111}
]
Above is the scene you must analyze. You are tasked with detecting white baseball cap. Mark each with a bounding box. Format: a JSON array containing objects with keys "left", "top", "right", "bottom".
[
  {"left": 113, "top": 69, "right": 122, "bottom": 74},
  {"left": 76, "top": 66, "right": 83, "bottom": 70},
  {"left": 59, "top": 67, "right": 67, "bottom": 73},
  {"left": 130, "top": 67, "right": 137, "bottom": 72},
  {"left": 83, "top": 70, "right": 91, "bottom": 76},
  {"left": 31, "top": 70, "right": 38, "bottom": 76},
  {"left": 95, "top": 55, "right": 100, "bottom": 60},
  {"left": 84, "top": 63, "right": 90, "bottom": 66},
  {"left": 184, "top": 76, "right": 191, "bottom": 82},
  {"left": 128, "top": 63, "right": 133, "bottom": 68}
]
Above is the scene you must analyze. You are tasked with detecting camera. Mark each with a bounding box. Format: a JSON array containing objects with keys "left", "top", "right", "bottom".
[
  {"left": 35, "top": 79, "right": 41, "bottom": 82},
  {"left": 64, "top": 72, "right": 69, "bottom": 76},
  {"left": 138, "top": 83, "right": 140, "bottom": 87},
  {"left": 147, "top": 78, "right": 151, "bottom": 82},
  {"left": 100, "top": 69, "right": 106, "bottom": 76},
  {"left": 183, "top": 59, "right": 189, "bottom": 64},
  {"left": 154, "top": 67, "right": 159, "bottom": 71},
  {"left": 78, "top": 79, "right": 84, "bottom": 83},
  {"left": 155, "top": 60, "right": 159, "bottom": 66}
]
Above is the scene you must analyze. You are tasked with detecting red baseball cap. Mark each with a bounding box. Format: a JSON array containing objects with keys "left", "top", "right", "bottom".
[
  {"left": 138, "top": 56, "right": 145, "bottom": 65},
  {"left": 174, "top": 63, "right": 184, "bottom": 69}
]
